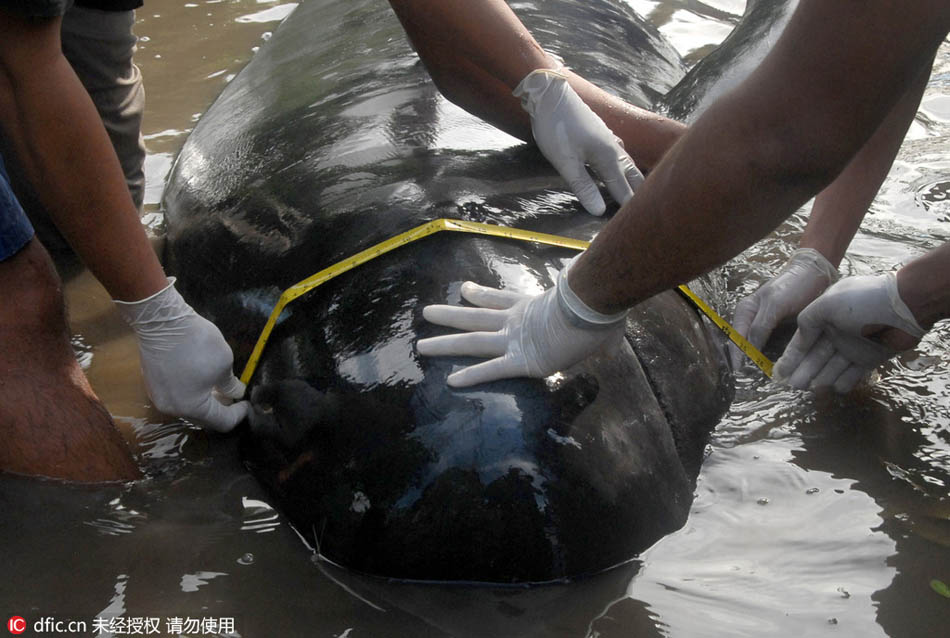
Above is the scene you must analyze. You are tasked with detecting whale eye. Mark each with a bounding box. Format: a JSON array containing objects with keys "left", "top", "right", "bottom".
[{"left": 257, "top": 403, "right": 274, "bottom": 415}]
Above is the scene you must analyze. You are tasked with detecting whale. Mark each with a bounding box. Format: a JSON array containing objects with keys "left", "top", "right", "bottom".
[{"left": 162, "top": 0, "right": 738, "bottom": 584}]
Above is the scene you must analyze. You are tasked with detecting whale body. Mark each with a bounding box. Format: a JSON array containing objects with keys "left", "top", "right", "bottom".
[{"left": 163, "top": 0, "right": 739, "bottom": 583}]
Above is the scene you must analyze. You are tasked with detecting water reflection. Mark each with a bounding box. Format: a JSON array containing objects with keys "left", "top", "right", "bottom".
[{"left": 626, "top": 442, "right": 896, "bottom": 637}]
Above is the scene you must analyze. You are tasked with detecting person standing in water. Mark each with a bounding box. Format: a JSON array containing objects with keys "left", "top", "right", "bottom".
[{"left": 0, "top": 1, "right": 249, "bottom": 481}]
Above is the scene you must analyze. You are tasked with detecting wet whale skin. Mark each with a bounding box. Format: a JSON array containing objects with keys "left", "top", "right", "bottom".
[{"left": 163, "top": 0, "right": 734, "bottom": 583}]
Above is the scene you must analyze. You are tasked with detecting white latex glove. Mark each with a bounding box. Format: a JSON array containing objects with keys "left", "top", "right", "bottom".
[
  {"left": 115, "top": 278, "right": 250, "bottom": 432},
  {"left": 513, "top": 69, "right": 644, "bottom": 216},
  {"left": 774, "top": 273, "right": 926, "bottom": 393},
  {"left": 417, "top": 263, "right": 628, "bottom": 387},
  {"left": 731, "top": 248, "right": 838, "bottom": 370}
]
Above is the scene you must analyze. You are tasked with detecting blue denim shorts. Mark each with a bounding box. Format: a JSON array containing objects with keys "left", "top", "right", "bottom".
[{"left": 0, "top": 155, "right": 35, "bottom": 262}]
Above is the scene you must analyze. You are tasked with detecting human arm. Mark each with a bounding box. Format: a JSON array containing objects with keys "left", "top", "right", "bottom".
[
  {"left": 569, "top": 0, "right": 949, "bottom": 314},
  {"left": 0, "top": 10, "right": 165, "bottom": 301},
  {"left": 774, "top": 243, "right": 950, "bottom": 392},
  {"left": 387, "top": 0, "right": 683, "bottom": 164},
  {"left": 895, "top": 243, "right": 950, "bottom": 333},
  {"left": 730, "top": 57, "right": 933, "bottom": 368},
  {"left": 0, "top": 11, "right": 247, "bottom": 431},
  {"left": 386, "top": 0, "right": 684, "bottom": 214},
  {"left": 798, "top": 56, "right": 933, "bottom": 266},
  {"left": 418, "top": 0, "right": 949, "bottom": 386}
]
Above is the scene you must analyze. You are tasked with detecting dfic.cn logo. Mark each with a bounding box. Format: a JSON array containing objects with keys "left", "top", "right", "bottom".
[{"left": 7, "top": 617, "right": 26, "bottom": 635}]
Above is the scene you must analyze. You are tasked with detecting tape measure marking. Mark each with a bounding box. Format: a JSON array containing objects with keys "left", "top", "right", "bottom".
[{"left": 239, "top": 218, "right": 772, "bottom": 384}]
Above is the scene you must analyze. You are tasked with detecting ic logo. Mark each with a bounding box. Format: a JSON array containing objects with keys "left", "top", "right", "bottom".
[{"left": 7, "top": 617, "right": 25, "bottom": 635}]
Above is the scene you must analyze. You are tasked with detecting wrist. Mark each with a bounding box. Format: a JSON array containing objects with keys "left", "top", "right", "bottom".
[
  {"left": 513, "top": 68, "right": 570, "bottom": 116},
  {"left": 896, "top": 260, "right": 949, "bottom": 330},
  {"left": 882, "top": 273, "right": 926, "bottom": 338},
  {"left": 557, "top": 260, "right": 627, "bottom": 326},
  {"left": 104, "top": 261, "right": 171, "bottom": 303},
  {"left": 113, "top": 277, "right": 192, "bottom": 328},
  {"left": 799, "top": 227, "right": 852, "bottom": 270},
  {"left": 786, "top": 247, "right": 839, "bottom": 285}
]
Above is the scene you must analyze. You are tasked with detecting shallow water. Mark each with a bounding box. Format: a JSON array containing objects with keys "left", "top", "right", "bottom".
[{"left": 2, "top": 1, "right": 948, "bottom": 637}]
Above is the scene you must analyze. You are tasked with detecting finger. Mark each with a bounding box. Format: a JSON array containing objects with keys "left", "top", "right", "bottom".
[
  {"left": 746, "top": 307, "right": 779, "bottom": 359},
  {"left": 460, "top": 281, "right": 526, "bottom": 310},
  {"left": 730, "top": 347, "right": 745, "bottom": 373},
  {"left": 216, "top": 374, "right": 247, "bottom": 400},
  {"left": 596, "top": 151, "right": 635, "bottom": 207},
  {"left": 423, "top": 304, "right": 508, "bottom": 332},
  {"left": 773, "top": 321, "right": 822, "bottom": 381},
  {"left": 416, "top": 331, "right": 507, "bottom": 358},
  {"left": 556, "top": 158, "right": 606, "bottom": 216},
  {"left": 809, "top": 352, "right": 851, "bottom": 389},
  {"left": 833, "top": 365, "right": 868, "bottom": 394},
  {"left": 624, "top": 158, "right": 645, "bottom": 192},
  {"left": 730, "top": 295, "right": 760, "bottom": 370},
  {"left": 732, "top": 295, "right": 758, "bottom": 339},
  {"left": 446, "top": 356, "right": 527, "bottom": 388},
  {"left": 191, "top": 396, "right": 251, "bottom": 433},
  {"left": 786, "top": 336, "right": 835, "bottom": 390},
  {"left": 608, "top": 135, "right": 645, "bottom": 192}
]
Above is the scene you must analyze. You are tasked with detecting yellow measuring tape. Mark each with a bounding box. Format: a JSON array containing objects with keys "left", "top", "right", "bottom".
[{"left": 239, "top": 218, "right": 773, "bottom": 384}]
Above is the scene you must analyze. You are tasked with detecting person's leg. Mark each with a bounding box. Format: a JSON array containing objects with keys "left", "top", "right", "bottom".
[
  {"left": 61, "top": 6, "right": 146, "bottom": 212},
  {"left": 0, "top": 159, "right": 139, "bottom": 482}
]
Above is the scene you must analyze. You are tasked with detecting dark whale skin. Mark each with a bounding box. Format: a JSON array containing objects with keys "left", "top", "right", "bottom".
[{"left": 163, "top": 0, "right": 733, "bottom": 583}]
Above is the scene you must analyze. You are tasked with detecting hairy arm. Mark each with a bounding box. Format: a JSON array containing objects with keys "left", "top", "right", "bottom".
[
  {"left": 801, "top": 57, "right": 933, "bottom": 267},
  {"left": 897, "top": 242, "right": 950, "bottom": 332},
  {"left": 569, "top": 0, "right": 950, "bottom": 313}
]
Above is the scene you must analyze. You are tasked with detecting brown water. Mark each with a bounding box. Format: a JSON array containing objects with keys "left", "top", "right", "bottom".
[{"left": 2, "top": 1, "right": 948, "bottom": 637}]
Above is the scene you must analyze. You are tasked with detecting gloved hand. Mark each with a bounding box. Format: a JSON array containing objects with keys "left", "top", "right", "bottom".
[
  {"left": 115, "top": 278, "right": 250, "bottom": 432},
  {"left": 513, "top": 69, "right": 644, "bottom": 216},
  {"left": 731, "top": 248, "right": 838, "bottom": 370},
  {"left": 417, "top": 262, "right": 628, "bottom": 387},
  {"left": 774, "top": 273, "right": 926, "bottom": 393}
]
